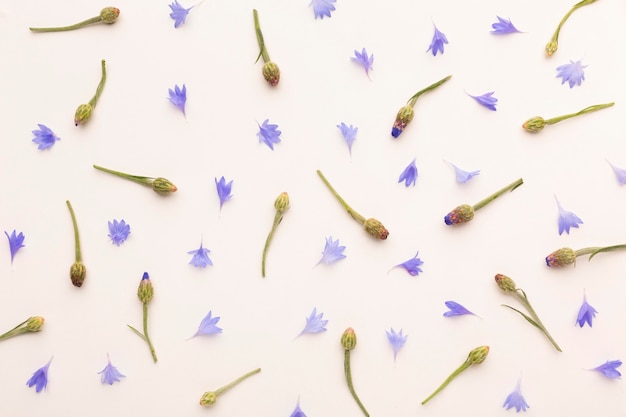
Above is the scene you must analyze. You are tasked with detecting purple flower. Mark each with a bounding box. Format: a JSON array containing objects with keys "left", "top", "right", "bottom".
[
  {"left": 555, "top": 197, "right": 583, "bottom": 235},
  {"left": 577, "top": 293, "right": 598, "bottom": 328},
  {"left": 607, "top": 160, "right": 626, "bottom": 185},
  {"left": 98, "top": 354, "right": 125, "bottom": 385},
  {"left": 257, "top": 119, "right": 282, "bottom": 150},
  {"left": 427, "top": 24, "right": 448, "bottom": 56},
  {"left": 351, "top": 48, "right": 374, "bottom": 78},
  {"left": 31, "top": 124, "right": 60, "bottom": 150},
  {"left": 290, "top": 399, "right": 307, "bottom": 417},
  {"left": 556, "top": 59, "right": 587, "bottom": 88},
  {"left": 386, "top": 327, "right": 407, "bottom": 361},
  {"left": 169, "top": 0, "right": 193, "bottom": 28},
  {"left": 491, "top": 16, "right": 521, "bottom": 34},
  {"left": 447, "top": 162, "right": 480, "bottom": 184},
  {"left": 26, "top": 357, "right": 52, "bottom": 393},
  {"left": 398, "top": 159, "right": 418, "bottom": 187},
  {"left": 107, "top": 219, "right": 130, "bottom": 246},
  {"left": 298, "top": 307, "right": 328, "bottom": 336},
  {"left": 393, "top": 251, "right": 424, "bottom": 276},
  {"left": 5, "top": 230, "right": 25, "bottom": 265},
  {"left": 443, "top": 301, "right": 475, "bottom": 317},
  {"left": 188, "top": 240, "right": 213, "bottom": 268},
  {"left": 337, "top": 122, "right": 358, "bottom": 155},
  {"left": 592, "top": 360, "right": 622, "bottom": 379},
  {"left": 468, "top": 91, "right": 497, "bottom": 111},
  {"left": 168, "top": 84, "right": 187, "bottom": 115},
  {"left": 309, "top": 0, "right": 336, "bottom": 19},
  {"left": 315, "top": 236, "right": 346, "bottom": 266},
  {"left": 503, "top": 379, "right": 529, "bottom": 412},
  {"left": 215, "top": 176, "right": 233, "bottom": 210},
  {"left": 192, "top": 310, "right": 223, "bottom": 337}
]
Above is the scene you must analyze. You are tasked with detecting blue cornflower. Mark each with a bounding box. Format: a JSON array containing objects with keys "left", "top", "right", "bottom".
[
  {"left": 26, "top": 357, "right": 52, "bottom": 393},
  {"left": 31, "top": 124, "right": 60, "bottom": 150},
  {"left": 168, "top": 84, "right": 187, "bottom": 116},
  {"left": 443, "top": 301, "right": 476, "bottom": 317},
  {"left": 386, "top": 327, "right": 407, "bottom": 362},
  {"left": 215, "top": 176, "right": 233, "bottom": 210},
  {"left": 188, "top": 240, "right": 213, "bottom": 268},
  {"left": 257, "top": 119, "right": 282, "bottom": 150},
  {"left": 192, "top": 310, "right": 223, "bottom": 337},
  {"left": 468, "top": 91, "right": 497, "bottom": 111},
  {"left": 309, "top": 0, "right": 336, "bottom": 19},
  {"left": 427, "top": 24, "right": 448, "bottom": 56},
  {"left": 337, "top": 122, "right": 358, "bottom": 155},
  {"left": 555, "top": 196, "right": 583, "bottom": 235},
  {"left": 447, "top": 162, "right": 480, "bottom": 184},
  {"left": 503, "top": 379, "right": 530, "bottom": 412},
  {"left": 107, "top": 219, "right": 130, "bottom": 246},
  {"left": 298, "top": 307, "right": 328, "bottom": 336},
  {"left": 491, "top": 16, "right": 521, "bottom": 34},
  {"left": 5, "top": 230, "right": 25, "bottom": 265},
  {"left": 606, "top": 160, "right": 626, "bottom": 185},
  {"left": 315, "top": 236, "right": 346, "bottom": 266},
  {"left": 393, "top": 251, "right": 424, "bottom": 276},
  {"left": 398, "top": 159, "right": 418, "bottom": 187},
  {"left": 577, "top": 292, "right": 598, "bottom": 328},
  {"left": 351, "top": 48, "right": 374, "bottom": 78},
  {"left": 556, "top": 59, "right": 587, "bottom": 88},
  {"left": 592, "top": 360, "right": 622, "bottom": 379},
  {"left": 169, "top": 0, "right": 193, "bottom": 28},
  {"left": 98, "top": 354, "right": 125, "bottom": 385},
  {"left": 290, "top": 398, "right": 308, "bottom": 417}
]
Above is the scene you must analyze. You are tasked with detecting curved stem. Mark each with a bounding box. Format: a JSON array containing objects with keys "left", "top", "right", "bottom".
[
  {"left": 545, "top": 103, "right": 614, "bottom": 126},
  {"left": 550, "top": 0, "right": 598, "bottom": 44},
  {"left": 317, "top": 170, "right": 365, "bottom": 224},
  {"left": 215, "top": 368, "right": 261, "bottom": 396},
  {"left": 66, "top": 200, "right": 82, "bottom": 262},
  {"left": 0, "top": 318, "right": 29, "bottom": 341},
  {"left": 407, "top": 75, "right": 452, "bottom": 107},
  {"left": 93, "top": 165, "right": 153, "bottom": 187},
  {"left": 586, "top": 244, "right": 626, "bottom": 260},
  {"left": 253, "top": 9, "right": 270, "bottom": 63},
  {"left": 422, "top": 361, "right": 470, "bottom": 405},
  {"left": 344, "top": 350, "right": 369, "bottom": 417},
  {"left": 29, "top": 16, "right": 102, "bottom": 32},
  {"left": 514, "top": 290, "right": 561, "bottom": 352},
  {"left": 89, "top": 60, "right": 107, "bottom": 108},
  {"left": 262, "top": 211, "right": 282, "bottom": 277},
  {"left": 472, "top": 178, "right": 523, "bottom": 211},
  {"left": 143, "top": 303, "right": 158, "bottom": 363}
]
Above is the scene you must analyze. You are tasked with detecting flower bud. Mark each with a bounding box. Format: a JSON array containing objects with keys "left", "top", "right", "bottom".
[
  {"left": 199, "top": 391, "right": 218, "bottom": 407},
  {"left": 391, "top": 105, "right": 414, "bottom": 138},
  {"left": 522, "top": 116, "right": 546, "bottom": 133},
  {"left": 444, "top": 204, "right": 474, "bottom": 225},
  {"left": 74, "top": 103, "right": 93, "bottom": 126},
  {"left": 262, "top": 62, "right": 280, "bottom": 87},
  {"left": 70, "top": 261, "right": 86, "bottom": 287},
  {"left": 341, "top": 327, "right": 357, "bottom": 350},
  {"left": 545, "top": 247, "right": 576, "bottom": 267},
  {"left": 26, "top": 316, "right": 45, "bottom": 332},
  {"left": 363, "top": 218, "right": 389, "bottom": 240},
  {"left": 137, "top": 272, "right": 154, "bottom": 304},
  {"left": 495, "top": 273, "right": 516, "bottom": 294},
  {"left": 274, "top": 192, "right": 290, "bottom": 212},
  {"left": 151, "top": 177, "right": 178, "bottom": 195},
  {"left": 466, "top": 345, "right": 489, "bottom": 365},
  {"left": 545, "top": 40, "right": 558, "bottom": 57},
  {"left": 100, "top": 7, "right": 120, "bottom": 24}
]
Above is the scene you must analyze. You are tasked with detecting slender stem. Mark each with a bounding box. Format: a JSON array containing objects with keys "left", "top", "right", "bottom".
[
  {"left": 514, "top": 291, "right": 562, "bottom": 352},
  {"left": 545, "top": 103, "right": 614, "bottom": 126},
  {"left": 262, "top": 211, "right": 282, "bottom": 277},
  {"left": 344, "top": 350, "right": 369, "bottom": 417},
  {"left": 89, "top": 60, "right": 107, "bottom": 108},
  {"left": 472, "top": 178, "right": 523, "bottom": 211},
  {"left": 574, "top": 247, "right": 603, "bottom": 257},
  {"left": 407, "top": 75, "right": 452, "bottom": 107},
  {"left": 585, "top": 244, "right": 626, "bottom": 260},
  {"left": 316, "top": 170, "right": 366, "bottom": 224},
  {"left": 93, "top": 165, "right": 153, "bottom": 187},
  {"left": 29, "top": 16, "right": 102, "bottom": 32},
  {"left": 550, "top": 0, "right": 597, "bottom": 44},
  {"left": 143, "top": 303, "right": 158, "bottom": 363},
  {"left": 0, "top": 318, "right": 29, "bottom": 341},
  {"left": 66, "top": 200, "right": 82, "bottom": 262},
  {"left": 253, "top": 9, "right": 270, "bottom": 63},
  {"left": 421, "top": 361, "right": 471, "bottom": 405},
  {"left": 214, "top": 368, "right": 261, "bottom": 396}
]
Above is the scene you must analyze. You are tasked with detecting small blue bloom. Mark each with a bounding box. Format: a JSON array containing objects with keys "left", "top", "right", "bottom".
[
  {"left": 491, "top": 16, "right": 521, "bottom": 34},
  {"left": 556, "top": 59, "right": 587, "bottom": 88},
  {"left": 315, "top": 236, "right": 346, "bottom": 266},
  {"left": 427, "top": 24, "right": 448, "bottom": 56},
  {"left": 607, "top": 160, "right": 626, "bottom": 185},
  {"left": 257, "top": 119, "right": 282, "bottom": 150},
  {"left": 398, "top": 159, "right": 418, "bottom": 187},
  {"left": 188, "top": 240, "right": 213, "bottom": 268},
  {"left": 555, "top": 197, "right": 583, "bottom": 235},
  {"left": 337, "top": 122, "right": 358, "bottom": 155},
  {"left": 309, "top": 0, "right": 336, "bottom": 19},
  {"left": 298, "top": 307, "right": 328, "bottom": 336},
  {"left": 31, "top": 124, "right": 60, "bottom": 150},
  {"left": 443, "top": 301, "right": 475, "bottom": 317},
  {"left": 592, "top": 360, "right": 622, "bottom": 379},
  {"left": 393, "top": 251, "right": 424, "bottom": 276},
  {"left": 577, "top": 293, "right": 598, "bottom": 328},
  {"left": 5, "top": 230, "right": 25, "bottom": 265},
  {"left": 503, "top": 379, "right": 529, "bottom": 412},
  {"left": 468, "top": 91, "right": 497, "bottom": 111},
  {"left": 26, "top": 357, "right": 52, "bottom": 393},
  {"left": 351, "top": 48, "right": 374, "bottom": 78},
  {"left": 386, "top": 327, "right": 408, "bottom": 362},
  {"left": 447, "top": 162, "right": 480, "bottom": 184},
  {"left": 215, "top": 176, "right": 233, "bottom": 210},
  {"left": 290, "top": 398, "right": 308, "bottom": 417},
  {"left": 98, "top": 354, "right": 125, "bottom": 385},
  {"left": 169, "top": 0, "right": 193, "bottom": 28},
  {"left": 107, "top": 219, "right": 130, "bottom": 246},
  {"left": 192, "top": 310, "right": 223, "bottom": 337},
  {"left": 168, "top": 84, "right": 187, "bottom": 115}
]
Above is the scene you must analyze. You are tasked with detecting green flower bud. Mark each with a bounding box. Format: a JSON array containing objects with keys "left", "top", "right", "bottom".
[
  {"left": 363, "top": 218, "right": 389, "bottom": 240},
  {"left": 444, "top": 204, "right": 475, "bottom": 225},
  {"left": 137, "top": 272, "right": 154, "bottom": 304},
  {"left": 151, "top": 177, "right": 178, "bottom": 195},
  {"left": 199, "top": 391, "right": 217, "bottom": 407},
  {"left": 466, "top": 345, "right": 489, "bottom": 365},
  {"left": 26, "top": 316, "right": 45, "bottom": 332},
  {"left": 341, "top": 327, "right": 357, "bottom": 350},
  {"left": 495, "top": 273, "right": 516, "bottom": 294},
  {"left": 391, "top": 105, "right": 415, "bottom": 138},
  {"left": 74, "top": 103, "right": 93, "bottom": 126},
  {"left": 545, "top": 40, "right": 558, "bottom": 57},
  {"left": 545, "top": 247, "right": 576, "bottom": 267},
  {"left": 70, "top": 261, "right": 86, "bottom": 287},
  {"left": 522, "top": 116, "right": 546, "bottom": 133},
  {"left": 262, "top": 62, "right": 280, "bottom": 87},
  {"left": 274, "top": 192, "right": 290, "bottom": 212},
  {"left": 100, "top": 7, "right": 120, "bottom": 24}
]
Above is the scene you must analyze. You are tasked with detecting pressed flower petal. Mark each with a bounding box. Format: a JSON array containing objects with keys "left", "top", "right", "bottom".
[
  {"left": 192, "top": 310, "right": 223, "bottom": 337},
  {"left": 398, "top": 159, "right": 418, "bottom": 187},
  {"left": 393, "top": 252, "right": 424, "bottom": 276},
  {"left": 26, "top": 357, "right": 52, "bottom": 393},
  {"left": 468, "top": 91, "right": 497, "bottom": 111},
  {"left": 309, "top": 0, "right": 336, "bottom": 19},
  {"left": 607, "top": 160, "right": 626, "bottom": 185},
  {"left": 215, "top": 176, "right": 233, "bottom": 210},
  {"left": 107, "top": 219, "right": 130, "bottom": 246},
  {"left": 556, "top": 59, "right": 587, "bottom": 88},
  {"left": 447, "top": 162, "right": 480, "bottom": 184},
  {"left": 290, "top": 399, "right": 308, "bottom": 417},
  {"left": 316, "top": 236, "right": 346, "bottom": 266},
  {"left": 98, "top": 355, "right": 125, "bottom": 385},
  {"left": 443, "top": 301, "right": 475, "bottom": 317},
  {"left": 386, "top": 327, "right": 407, "bottom": 361},
  {"left": 555, "top": 197, "right": 583, "bottom": 235},
  {"left": 298, "top": 307, "right": 328, "bottom": 336},
  {"left": 503, "top": 379, "right": 530, "bottom": 412},
  {"left": 169, "top": 0, "right": 193, "bottom": 28},
  {"left": 337, "top": 122, "right": 358, "bottom": 155},
  {"left": 4, "top": 230, "right": 25, "bottom": 265},
  {"left": 592, "top": 360, "right": 622, "bottom": 379},
  {"left": 168, "top": 84, "right": 187, "bottom": 115},
  {"left": 491, "top": 16, "right": 521, "bottom": 34},
  {"left": 427, "top": 24, "right": 448, "bottom": 56},
  {"left": 31, "top": 124, "right": 60, "bottom": 150},
  {"left": 351, "top": 48, "right": 374, "bottom": 77},
  {"left": 576, "top": 293, "right": 598, "bottom": 328},
  {"left": 257, "top": 119, "right": 282, "bottom": 150},
  {"left": 187, "top": 241, "right": 213, "bottom": 268}
]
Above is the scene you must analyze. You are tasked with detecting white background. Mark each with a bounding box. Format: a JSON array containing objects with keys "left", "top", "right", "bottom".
[{"left": 1, "top": 0, "right": 626, "bottom": 415}]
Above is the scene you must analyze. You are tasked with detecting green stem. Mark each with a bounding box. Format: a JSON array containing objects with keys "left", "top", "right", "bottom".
[
  {"left": 0, "top": 318, "right": 29, "bottom": 341},
  {"left": 253, "top": 9, "right": 270, "bottom": 63},
  {"left": 143, "top": 303, "right": 158, "bottom": 363},
  {"left": 545, "top": 103, "right": 614, "bottom": 126},
  {"left": 584, "top": 244, "right": 626, "bottom": 260},
  {"left": 214, "top": 368, "right": 261, "bottom": 396},
  {"left": 407, "top": 75, "right": 452, "bottom": 107},
  {"left": 550, "top": 0, "right": 598, "bottom": 44},
  {"left": 29, "top": 16, "right": 102, "bottom": 32},
  {"left": 66, "top": 200, "right": 82, "bottom": 262},
  {"left": 262, "top": 211, "right": 283, "bottom": 277},
  {"left": 88, "top": 60, "right": 107, "bottom": 108},
  {"left": 472, "top": 178, "right": 523, "bottom": 211},
  {"left": 421, "top": 361, "right": 471, "bottom": 405},
  {"left": 344, "top": 350, "right": 370, "bottom": 417},
  {"left": 93, "top": 165, "right": 153, "bottom": 187},
  {"left": 514, "top": 290, "right": 562, "bottom": 352},
  {"left": 316, "top": 170, "right": 366, "bottom": 225}
]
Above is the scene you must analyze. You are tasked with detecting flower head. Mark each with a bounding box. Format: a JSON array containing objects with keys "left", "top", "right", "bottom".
[
  {"left": 391, "top": 105, "right": 414, "bottom": 138},
  {"left": 316, "top": 236, "right": 346, "bottom": 266},
  {"left": 26, "top": 357, "right": 52, "bottom": 393},
  {"left": 337, "top": 122, "right": 358, "bottom": 155},
  {"left": 188, "top": 241, "right": 213, "bottom": 268},
  {"left": 398, "top": 159, "right": 418, "bottom": 187},
  {"left": 447, "top": 162, "right": 480, "bottom": 184},
  {"left": 393, "top": 251, "right": 424, "bottom": 276},
  {"left": 545, "top": 247, "right": 576, "bottom": 267},
  {"left": 607, "top": 160, "right": 626, "bottom": 185},
  {"left": 386, "top": 327, "right": 407, "bottom": 361},
  {"left": 98, "top": 354, "right": 125, "bottom": 385},
  {"left": 577, "top": 293, "right": 598, "bottom": 328},
  {"left": 298, "top": 307, "right": 328, "bottom": 336},
  {"left": 503, "top": 379, "right": 529, "bottom": 412},
  {"left": 427, "top": 24, "right": 448, "bottom": 56},
  {"left": 107, "top": 219, "right": 130, "bottom": 246},
  {"left": 5, "top": 230, "right": 25, "bottom": 265},
  {"left": 468, "top": 91, "right": 497, "bottom": 111},
  {"left": 169, "top": 0, "right": 193, "bottom": 28},
  {"left": 31, "top": 124, "right": 60, "bottom": 150},
  {"left": 491, "top": 16, "right": 521, "bottom": 34},
  {"left": 351, "top": 48, "right": 374, "bottom": 78},
  {"left": 592, "top": 360, "right": 622, "bottom": 379},
  {"left": 555, "top": 197, "right": 583, "bottom": 235},
  {"left": 257, "top": 119, "right": 282, "bottom": 150},
  {"left": 290, "top": 399, "right": 307, "bottom": 417},
  {"left": 309, "top": 0, "right": 336, "bottom": 19},
  {"left": 444, "top": 204, "right": 474, "bottom": 225},
  {"left": 443, "top": 301, "right": 475, "bottom": 317},
  {"left": 215, "top": 176, "right": 233, "bottom": 210},
  {"left": 192, "top": 310, "right": 222, "bottom": 337},
  {"left": 556, "top": 59, "right": 587, "bottom": 88},
  {"left": 168, "top": 84, "right": 187, "bottom": 115}
]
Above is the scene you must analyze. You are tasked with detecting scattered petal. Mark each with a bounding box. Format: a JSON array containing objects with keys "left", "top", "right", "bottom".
[
  {"left": 386, "top": 327, "right": 407, "bottom": 361},
  {"left": 556, "top": 59, "right": 587, "bottom": 88},
  {"left": 577, "top": 293, "right": 598, "bottom": 328},
  {"left": 187, "top": 241, "right": 213, "bottom": 268},
  {"left": 592, "top": 360, "right": 622, "bottom": 379},
  {"left": 316, "top": 236, "right": 346, "bottom": 266},
  {"left": 107, "top": 219, "right": 130, "bottom": 246},
  {"left": 351, "top": 48, "right": 374, "bottom": 78},
  {"left": 468, "top": 91, "right": 497, "bottom": 111},
  {"left": 169, "top": 0, "right": 193, "bottom": 28},
  {"left": 4, "top": 230, "right": 25, "bottom": 265},
  {"left": 443, "top": 301, "right": 475, "bottom": 317},
  {"left": 491, "top": 16, "right": 521, "bottom": 34},
  {"left": 337, "top": 122, "right": 358, "bottom": 155},
  {"left": 309, "top": 0, "right": 336, "bottom": 19},
  {"left": 447, "top": 162, "right": 480, "bottom": 183},
  {"left": 503, "top": 379, "right": 530, "bottom": 412},
  {"left": 298, "top": 307, "right": 328, "bottom": 336},
  {"left": 26, "top": 357, "right": 52, "bottom": 393},
  {"left": 257, "top": 119, "right": 282, "bottom": 150},
  {"left": 192, "top": 310, "right": 223, "bottom": 337},
  {"left": 168, "top": 84, "right": 187, "bottom": 115},
  {"left": 427, "top": 24, "right": 448, "bottom": 56},
  {"left": 398, "top": 159, "right": 418, "bottom": 187},
  {"left": 393, "top": 251, "right": 424, "bottom": 276},
  {"left": 31, "top": 124, "right": 60, "bottom": 150},
  {"left": 290, "top": 398, "right": 308, "bottom": 417},
  {"left": 215, "top": 176, "right": 233, "bottom": 210},
  {"left": 555, "top": 196, "right": 583, "bottom": 235},
  {"left": 98, "top": 354, "right": 125, "bottom": 385},
  {"left": 606, "top": 160, "right": 626, "bottom": 185}
]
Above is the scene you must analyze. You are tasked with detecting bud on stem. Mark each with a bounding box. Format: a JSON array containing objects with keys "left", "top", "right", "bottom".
[
  {"left": 128, "top": 272, "right": 158, "bottom": 363},
  {"left": 545, "top": 0, "right": 598, "bottom": 56},
  {"left": 29, "top": 7, "right": 120, "bottom": 32},
  {"left": 66, "top": 200, "right": 86, "bottom": 287},
  {"left": 341, "top": 328, "right": 369, "bottom": 417},
  {"left": 0, "top": 316, "right": 45, "bottom": 342},
  {"left": 253, "top": 9, "right": 280, "bottom": 86},
  {"left": 262, "top": 192, "right": 290, "bottom": 277},
  {"left": 74, "top": 60, "right": 107, "bottom": 126},
  {"left": 93, "top": 165, "right": 177, "bottom": 195},
  {"left": 523, "top": 102, "right": 613, "bottom": 133},
  {"left": 199, "top": 368, "right": 261, "bottom": 407},
  {"left": 545, "top": 244, "right": 626, "bottom": 267}
]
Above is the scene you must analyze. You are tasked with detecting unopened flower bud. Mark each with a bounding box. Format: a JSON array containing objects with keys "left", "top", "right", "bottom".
[
  {"left": 341, "top": 327, "right": 357, "bottom": 350},
  {"left": 274, "top": 192, "right": 290, "bottom": 212},
  {"left": 522, "top": 116, "right": 546, "bottom": 133},
  {"left": 466, "top": 345, "right": 489, "bottom": 365},
  {"left": 74, "top": 103, "right": 93, "bottom": 126},
  {"left": 100, "top": 7, "right": 120, "bottom": 24},
  {"left": 495, "top": 273, "right": 516, "bottom": 294},
  {"left": 152, "top": 177, "right": 178, "bottom": 195},
  {"left": 137, "top": 272, "right": 154, "bottom": 304},
  {"left": 70, "top": 261, "right": 86, "bottom": 287},
  {"left": 26, "top": 316, "right": 45, "bottom": 332},
  {"left": 545, "top": 247, "right": 576, "bottom": 267},
  {"left": 391, "top": 105, "right": 414, "bottom": 138},
  {"left": 363, "top": 218, "right": 389, "bottom": 240},
  {"left": 199, "top": 391, "right": 218, "bottom": 407},
  {"left": 262, "top": 62, "right": 280, "bottom": 87},
  {"left": 444, "top": 204, "right": 475, "bottom": 225},
  {"left": 545, "top": 40, "right": 558, "bottom": 57}
]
